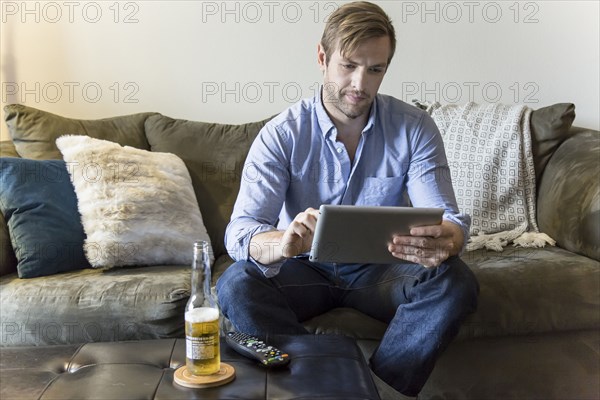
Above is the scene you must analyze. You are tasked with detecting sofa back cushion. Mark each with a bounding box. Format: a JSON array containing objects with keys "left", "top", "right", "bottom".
[
  {"left": 144, "top": 114, "right": 272, "bottom": 258},
  {"left": 3, "top": 104, "right": 156, "bottom": 159},
  {"left": 0, "top": 158, "right": 91, "bottom": 278},
  {"left": 529, "top": 103, "right": 576, "bottom": 183},
  {"left": 1, "top": 142, "right": 20, "bottom": 276}
]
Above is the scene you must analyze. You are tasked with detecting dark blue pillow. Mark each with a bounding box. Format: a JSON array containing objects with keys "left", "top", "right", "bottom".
[{"left": 0, "top": 158, "right": 90, "bottom": 278}]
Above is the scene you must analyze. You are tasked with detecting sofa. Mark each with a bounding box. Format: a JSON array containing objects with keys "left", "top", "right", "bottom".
[{"left": 0, "top": 103, "right": 598, "bottom": 400}]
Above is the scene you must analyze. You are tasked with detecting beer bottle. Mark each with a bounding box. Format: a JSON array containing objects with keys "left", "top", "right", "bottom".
[{"left": 185, "top": 240, "right": 221, "bottom": 375}]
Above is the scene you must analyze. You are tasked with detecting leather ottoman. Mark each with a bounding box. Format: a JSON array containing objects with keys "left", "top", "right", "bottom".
[{"left": 0, "top": 334, "right": 380, "bottom": 400}]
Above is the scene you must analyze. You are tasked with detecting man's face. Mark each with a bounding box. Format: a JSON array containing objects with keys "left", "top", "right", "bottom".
[{"left": 318, "top": 36, "right": 390, "bottom": 122}]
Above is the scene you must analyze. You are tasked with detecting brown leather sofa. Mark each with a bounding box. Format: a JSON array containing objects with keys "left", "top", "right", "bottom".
[{"left": 1, "top": 103, "right": 598, "bottom": 399}]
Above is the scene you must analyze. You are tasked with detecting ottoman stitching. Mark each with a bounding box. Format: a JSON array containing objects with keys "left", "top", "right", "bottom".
[
  {"left": 65, "top": 343, "right": 86, "bottom": 373},
  {"left": 36, "top": 363, "right": 166, "bottom": 400},
  {"left": 167, "top": 338, "right": 178, "bottom": 368},
  {"left": 150, "top": 368, "right": 167, "bottom": 400},
  {"left": 37, "top": 375, "right": 60, "bottom": 400},
  {"left": 38, "top": 343, "right": 85, "bottom": 400},
  {"left": 291, "top": 354, "right": 364, "bottom": 361},
  {"left": 65, "top": 362, "right": 168, "bottom": 370}
]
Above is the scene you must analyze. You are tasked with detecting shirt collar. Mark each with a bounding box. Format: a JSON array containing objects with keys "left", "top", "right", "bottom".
[
  {"left": 315, "top": 87, "right": 378, "bottom": 139},
  {"left": 364, "top": 96, "right": 377, "bottom": 134},
  {"left": 315, "top": 89, "right": 335, "bottom": 138}
]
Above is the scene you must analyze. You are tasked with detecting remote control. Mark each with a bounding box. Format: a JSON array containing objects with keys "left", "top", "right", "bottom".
[{"left": 225, "top": 331, "right": 290, "bottom": 367}]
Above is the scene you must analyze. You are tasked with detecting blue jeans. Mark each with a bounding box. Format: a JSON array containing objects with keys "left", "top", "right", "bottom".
[{"left": 216, "top": 256, "right": 479, "bottom": 396}]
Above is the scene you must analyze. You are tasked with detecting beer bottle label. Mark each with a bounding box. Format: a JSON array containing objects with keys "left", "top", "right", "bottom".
[{"left": 186, "top": 335, "right": 215, "bottom": 360}]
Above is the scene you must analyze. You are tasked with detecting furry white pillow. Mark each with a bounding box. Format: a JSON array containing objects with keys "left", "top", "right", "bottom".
[{"left": 56, "top": 135, "right": 213, "bottom": 268}]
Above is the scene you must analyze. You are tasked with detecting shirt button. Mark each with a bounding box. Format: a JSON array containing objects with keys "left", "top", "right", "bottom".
[{"left": 337, "top": 147, "right": 343, "bottom": 154}]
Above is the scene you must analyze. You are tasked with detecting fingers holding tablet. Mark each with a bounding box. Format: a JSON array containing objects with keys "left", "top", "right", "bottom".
[
  {"left": 388, "top": 221, "right": 462, "bottom": 268},
  {"left": 281, "top": 208, "right": 320, "bottom": 258}
]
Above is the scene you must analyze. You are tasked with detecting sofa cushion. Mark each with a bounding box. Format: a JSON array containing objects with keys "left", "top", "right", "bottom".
[
  {"left": 304, "top": 246, "right": 600, "bottom": 340},
  {"left": 459, "top": 246, "right": 599, "bottom": 338},
  {"left": 3, "top": 104, "right": 155, "bottom": 160},
  {"left": 529, "top": 103, "right": 575, "bottom": 183},
  {"left": 144, "top": 114, "right": 273, "bottom": 258},
  {"left": 0, "top": 158, "right": 90, "bottom": 278},
  {"left": 55, "top": 135, "right": 212, "bottom": 269},
  {"left": 0, "top": 265, "right": 190, "bottom": 346}
]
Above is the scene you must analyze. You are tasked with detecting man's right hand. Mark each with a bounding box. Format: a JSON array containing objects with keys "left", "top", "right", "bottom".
[
  {"left": 280, "top": 207, "right": 320, "bottom": 258},
  {"left": 249, "top": 208, "right": 320, "bottom": 265}
]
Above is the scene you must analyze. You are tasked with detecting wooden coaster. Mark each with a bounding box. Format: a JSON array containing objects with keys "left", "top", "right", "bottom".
[{"left": 174, "top": 363, "right": 235, "bottom": 388}]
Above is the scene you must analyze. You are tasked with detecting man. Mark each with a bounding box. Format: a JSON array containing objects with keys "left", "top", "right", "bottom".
[{"left": 217, "top": 2, "right": 479, "bottom": 397}]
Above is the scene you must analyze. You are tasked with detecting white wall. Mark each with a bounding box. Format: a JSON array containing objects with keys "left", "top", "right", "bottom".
[{"left": 1, "top": 0, "right": 598, "bottom": 142}]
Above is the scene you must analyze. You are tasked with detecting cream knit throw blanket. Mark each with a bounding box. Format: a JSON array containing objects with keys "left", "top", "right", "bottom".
[{"left": 428, "top": 102, "right": 555, "bottom": 251}]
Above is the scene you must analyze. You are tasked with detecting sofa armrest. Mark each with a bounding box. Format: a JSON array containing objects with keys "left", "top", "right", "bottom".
[{"left": 537, "top": 128, "right": 600, "bottom": 261}]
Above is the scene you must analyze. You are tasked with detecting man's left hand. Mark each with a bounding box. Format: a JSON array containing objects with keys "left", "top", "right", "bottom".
[{"left": 388, "top": 221, "right": 464, "bottom": 268}]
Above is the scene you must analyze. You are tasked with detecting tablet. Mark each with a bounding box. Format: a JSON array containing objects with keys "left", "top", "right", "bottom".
[{"left": 309, "top": 205, "right": 444, "bottom": 264}]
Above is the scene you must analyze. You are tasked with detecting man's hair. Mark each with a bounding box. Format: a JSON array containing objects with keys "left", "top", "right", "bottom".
[{"left": 320, "top": 1, "right": 396, "bottom": 66}]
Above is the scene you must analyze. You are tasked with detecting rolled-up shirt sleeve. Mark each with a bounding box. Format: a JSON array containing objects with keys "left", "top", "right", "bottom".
[
  {"left": 225, "top": 123, "right": 290, "bottom": 276},
  {"left": 225, "top": 220, "right": 284, "bottom": 277}
]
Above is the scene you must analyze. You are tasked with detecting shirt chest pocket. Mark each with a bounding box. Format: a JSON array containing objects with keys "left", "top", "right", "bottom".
[{"left": 357, "top": 177, "right": 406, "bottom": 206}]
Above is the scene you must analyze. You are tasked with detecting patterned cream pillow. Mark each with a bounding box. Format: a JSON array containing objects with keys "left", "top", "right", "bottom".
[{"left": 56, "top": 135, "right": 213, "bottom": 268}]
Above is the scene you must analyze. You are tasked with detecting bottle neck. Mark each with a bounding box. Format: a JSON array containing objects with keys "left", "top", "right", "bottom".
[{"left": 191, "top": 241, "right": 215, "bottom": 308}]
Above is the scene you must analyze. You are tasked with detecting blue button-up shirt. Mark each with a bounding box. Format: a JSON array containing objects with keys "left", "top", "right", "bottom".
[{"left": 225, "top": 92, "right": 470, "bottom": 277}]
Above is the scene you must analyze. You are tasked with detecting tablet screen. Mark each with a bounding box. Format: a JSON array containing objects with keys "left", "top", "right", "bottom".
[{"left": 309, "top": 205, "right": 444, "bottom": 264}]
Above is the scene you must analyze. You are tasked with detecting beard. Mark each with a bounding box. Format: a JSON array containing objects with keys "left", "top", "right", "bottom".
[{"left": 323, "top": 83, "right": 372, "bottom": 120}]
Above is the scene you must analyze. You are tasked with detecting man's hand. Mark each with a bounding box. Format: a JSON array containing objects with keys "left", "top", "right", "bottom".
[
  {"left": 388, "top": 220, "right": 464, "bottom": 268},
  {"left": 249, "top": 208, "right": 319, "bottom": 265},
  {"left": 280, "top": 207, "right": 320, "bottom": 258}
]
